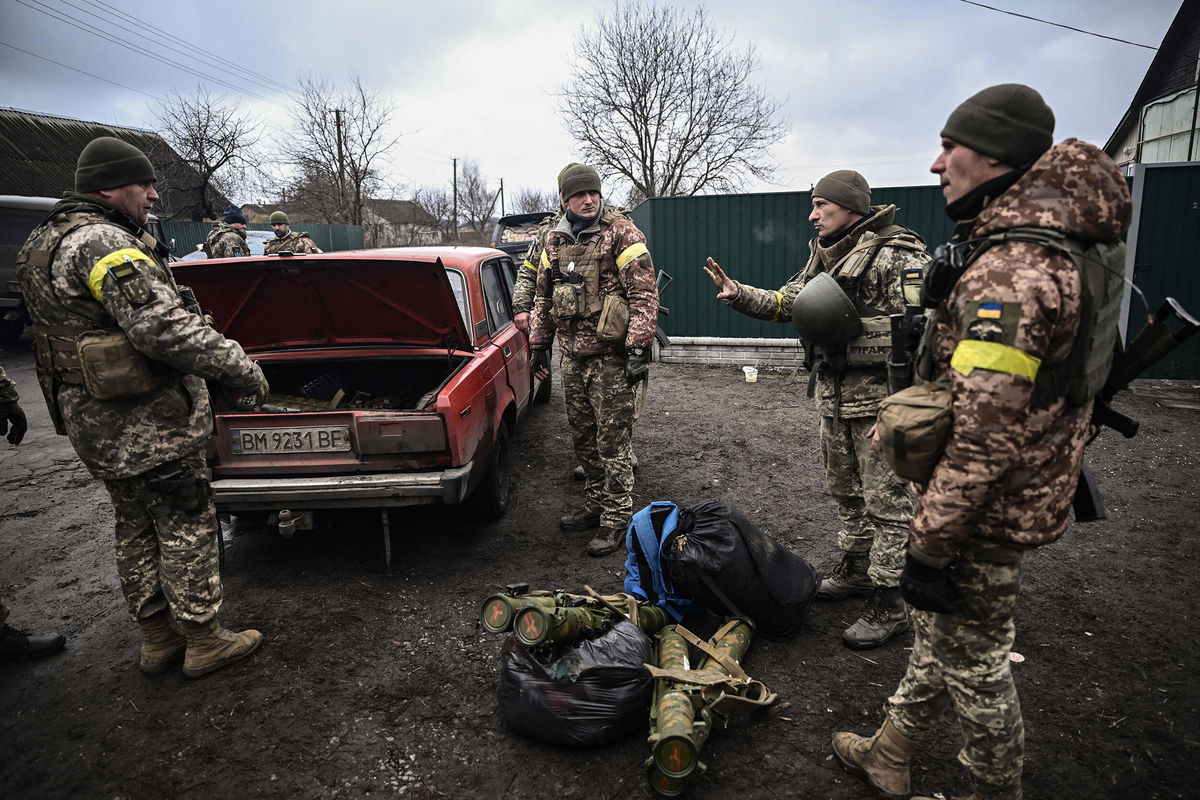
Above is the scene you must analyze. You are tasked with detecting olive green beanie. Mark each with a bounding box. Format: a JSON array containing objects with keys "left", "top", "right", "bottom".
[
  {"left": 558, "top": 163, "right": 602, "bottom": 200},
  {"left": 75, "top": 136, "right": 156, "bottom": 193},
  {"left": 813, "top": 170, "right": 871, "bottom": 217},
  {"left": 941, "top": 83, "right": 1055, "bottom": 169},
  {"left": 269, "top": 211, "right": 289, "bottom": 224}
]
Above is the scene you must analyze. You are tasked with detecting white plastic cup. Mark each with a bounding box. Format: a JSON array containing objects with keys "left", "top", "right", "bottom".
[{"left": 742, "top": 366, "right": 758, "bottom": 383}]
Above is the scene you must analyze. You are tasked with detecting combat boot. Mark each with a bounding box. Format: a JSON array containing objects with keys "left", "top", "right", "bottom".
[
  {"left": 559, "top": 507, "right": 601, "bottom": 532},
  {"left": 832, "top": 716, "right": 917, "bottom": 799},
  {"left": 842, "top": 586, "right": 910, "bottom": 650},
  {"left": 585, "top": 526, "right": 625, "bottom": 557},
  {"left": 816, "top": 552, "right": 873, "bottom": 600},
  {"left": 137, "top": 609, "right": 186, "bottom": 675},
  {"left": 180, "top": 619, "right": 263, "bottom": 679},
  {"left": 0, "top": 624, "right": 65, "bottom": 661}
]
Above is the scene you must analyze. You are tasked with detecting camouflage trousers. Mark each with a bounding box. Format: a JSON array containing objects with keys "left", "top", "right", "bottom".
[
  {"left": 102, "top": 451, "right": 223, "bottom": 624},
  {"left": 886, "top": 539, "right": 1025, "bottom": 799},
  {"left": 821, "top": 414, "right": 913, "bottom": 586},
  {"left": 560, "top": 352, "right": 636, "bottom": 530}
]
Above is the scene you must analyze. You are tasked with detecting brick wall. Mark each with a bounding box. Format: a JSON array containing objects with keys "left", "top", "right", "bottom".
[{"left": 655, "top": 336, "right": 806, "bottom": 369}]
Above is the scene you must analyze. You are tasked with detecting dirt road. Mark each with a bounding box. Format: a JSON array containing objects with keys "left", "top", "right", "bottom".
[{"left": 1, "top": 340, "right": 1197, "bottom": 799}]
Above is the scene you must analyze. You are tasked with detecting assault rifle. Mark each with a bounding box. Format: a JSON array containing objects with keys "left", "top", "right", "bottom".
[
  {"left": 645, "top": 621, "right": 776, "bottom": 797},
  {"left": 1073, "top": 297, "right": 1199, "bottom": 521},
  {"left": 655, "top": 270, "right": 673, "bottom": 349},
  {"left": 887, "top": 305, "right": 925, "bottom": 394}
]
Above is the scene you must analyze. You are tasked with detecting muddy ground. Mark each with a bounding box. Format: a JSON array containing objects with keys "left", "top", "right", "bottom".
[{"left": 1, "top": 338, "right": 1197, "bottom": 799}]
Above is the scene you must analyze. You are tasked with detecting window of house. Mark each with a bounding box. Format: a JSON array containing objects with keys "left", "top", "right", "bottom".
[{"left": 1140, "top": 87, "right": 1199, "bottom": 163}]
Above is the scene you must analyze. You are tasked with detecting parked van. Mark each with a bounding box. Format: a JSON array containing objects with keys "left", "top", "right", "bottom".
[{"left": 0, "top": 195, "right": 171, "bottom": 343}]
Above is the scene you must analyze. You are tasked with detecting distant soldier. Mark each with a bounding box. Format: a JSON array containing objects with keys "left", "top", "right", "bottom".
[
  {"left": 16, "top": 137, "right": 269, "bottom": 679},
  {"left": 206, "top": 205, "right": 250, "bottom": 258},
  {"left": 528, "top": 163, "right": 658, "bottom": 557},
  {"left": 264, "top": 210, "right": 322, "bottom": 255},
  {"left": 0, "top": 361, "right": 66, "bottom": 661},
  {"left": 512, "top": 211, "right": 560, "bottom": 334},
  {"left": 832, "top": 85, "right": 1131, "bottom": 800},
  {"left": 705, "top": 170, "right": 929, "bottom": 649}
]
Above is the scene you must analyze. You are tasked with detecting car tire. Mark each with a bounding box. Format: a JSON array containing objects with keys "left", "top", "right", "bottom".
[
  {"left": 468, "top": 423, "right": 512, "bottom": 520},
  {"left": 532, "top": 373, "right": 552, "bottom": 405},
  {"left": 0, "top": 318, "right": 25, "bottom": 344}
]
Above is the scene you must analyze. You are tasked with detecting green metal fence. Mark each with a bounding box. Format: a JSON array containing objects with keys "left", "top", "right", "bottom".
[
  {"left": 159, "top": 221, "right": 364, "bottom": 257},
  {"left": 631, "top": 186, "right": 954, "bottom": 338},
  {"left": 1123, "top": 162, "right": 1200, "bottom": 378}
]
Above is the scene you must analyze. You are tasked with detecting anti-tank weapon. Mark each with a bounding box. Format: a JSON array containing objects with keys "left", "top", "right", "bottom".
[
  {"left": 645, "top": 620, "right": 777, "bottom": 796},
  {"left": 1073, "top": 296, "right": 1199, "bottom": 521},
  {"left": 480, "top": 584, "right": 669, "bottom": 645}
]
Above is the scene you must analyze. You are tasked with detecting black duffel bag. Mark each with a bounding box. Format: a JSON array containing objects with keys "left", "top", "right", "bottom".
[
  {"left": 662, "top": 501, "right": 817, "bottom": 638},
  {"left": 496, "top": 620, "right": 653, "bottom": 747}
]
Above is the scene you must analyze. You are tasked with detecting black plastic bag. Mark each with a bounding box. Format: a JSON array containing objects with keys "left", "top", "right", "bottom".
[
  {"left": 663, "top": 501, "right": 818, "bottom": 638},
  {"left": 496, "top": 620, "right": 653, "bottom": 747}
]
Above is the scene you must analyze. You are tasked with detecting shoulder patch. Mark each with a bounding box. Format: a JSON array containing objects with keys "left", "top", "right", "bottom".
[
  {"left": 901, "top": 266, "right": 924, "bottom": 306},
  {"left": 960, "top": 300, "right": 1022, "bottom": 346},
  {"left": 90, "top": 248, "right": 154, "bottom": 305}
]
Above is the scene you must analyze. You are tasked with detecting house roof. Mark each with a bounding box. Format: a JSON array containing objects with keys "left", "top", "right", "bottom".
[
  {"left": 364, "top": 198, "right": 439, "bottom": 227},
  {"left": 1104, "top": 0, "right": 1200, "bottom": 155},
  {"left": 0, "top": 107, "right": 231, "bottom": 219}
]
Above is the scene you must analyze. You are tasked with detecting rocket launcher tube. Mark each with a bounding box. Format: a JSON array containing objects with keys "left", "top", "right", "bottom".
[
  {"left": 479, "top": 592, "right": 561, "bottom": 634},
  {"left": 512, "top": 602, "right": 670, "bottom": 647}
]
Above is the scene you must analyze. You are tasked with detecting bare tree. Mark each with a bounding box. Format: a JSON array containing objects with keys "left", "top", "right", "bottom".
[
  {"left": 152, "top": 86, "right": 263, "bottom": 219},
  {"left": 457, "top": 159, "right": 499, "bottom": 243},
  {"left": 558, "top": 1, "right": 786, "bottom": 199},
  {"left": 279, "top": 73, "right": 400, "bottom": 225},
  {"left": 511, "top": 187, "right": 559, "bottom": 215},
  {"left": 413, "top": 186, "right": 457, "bottom": 241}
]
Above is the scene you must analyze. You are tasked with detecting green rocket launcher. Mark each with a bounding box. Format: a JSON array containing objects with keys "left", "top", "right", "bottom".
[
  {"left": 480, "top": 584, "right": 669, "bottom": 645},
  {"left": 645, "top": 620, "right": 778, "bottom": 796}
]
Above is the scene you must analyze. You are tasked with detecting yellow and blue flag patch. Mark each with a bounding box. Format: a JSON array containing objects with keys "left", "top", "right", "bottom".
[{"left": 976, "top": 301, "right": 1003, "bottom": 319}]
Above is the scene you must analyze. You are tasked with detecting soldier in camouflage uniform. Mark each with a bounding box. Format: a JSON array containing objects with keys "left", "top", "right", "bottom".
[
  {"left": 833, "top": 85, "right": 1132, "bottom": 800},
  {"left": 512, "top": 211, "right": 560, "bottom": 333},
  {"left": 0, "top": 362, "right": 67, "bottom": 661},
  {"left": 205, "top": 205, "right": 250, "bottom": 258},
  {"left": 15, "top": 137, "right": 271, "bottom": 679},
  {"left": 528, "top": 163, "right": 659, "bottom": 557},
  {"left": 705, "top": 170, "right": 928, "bottom": 649},
  {"left": 264, "top": 210, "right": 322, "bottom": 255}
]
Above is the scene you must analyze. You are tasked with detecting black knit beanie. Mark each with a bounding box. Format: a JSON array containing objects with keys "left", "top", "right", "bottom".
[
  {"left": 75, "top": 137, "right": 156, "bottom": 192},
  {"left": 558, "top": 163, "right": 602, "bottom": 200},
  {"left": 941, "top": 84, "right": 1055, "bottom": 169},
  {"left": 223, "top": 205, "right": 248, "bottom": 225},
  {"left": 813, "top": 170, "right": 871, "bottom": 217}
]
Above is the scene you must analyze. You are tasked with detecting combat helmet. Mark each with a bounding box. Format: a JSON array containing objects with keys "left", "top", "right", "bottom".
[{"left": 791, "top": 272, "right": 864, "bottom": 345}]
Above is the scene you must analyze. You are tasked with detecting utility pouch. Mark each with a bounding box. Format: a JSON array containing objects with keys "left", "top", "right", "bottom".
[
  {"left": 140, "top": 460, "right": 210, "bottom": 517},
  {"left": 846, "top": 316, "right": 892, "bottom": 366},
  {"left": 550, "top": 281, "right": 584, "bottom": 320},
  {"left": 596, "top": 294, "right": 630, "bottom": 344},
  {"left": 75, "top": 330, "right": 156, "bottom": 401},
  {"left": 876, "top": 381, "right": 953, "bottom": 483}
]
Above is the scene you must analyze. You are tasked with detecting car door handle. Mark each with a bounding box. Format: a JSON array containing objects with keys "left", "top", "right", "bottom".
[{"left": 502, "top": 345, "right": 512, "bottom": 358}]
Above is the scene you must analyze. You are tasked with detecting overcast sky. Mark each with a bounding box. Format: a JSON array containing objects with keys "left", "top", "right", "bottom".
[{"left": 0, "top": 0, "right": 1183, "bottom": 204}]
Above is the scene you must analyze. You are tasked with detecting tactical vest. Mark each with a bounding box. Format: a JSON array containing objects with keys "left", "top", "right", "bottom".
[
  {"left": 803, "top": 224, "right": 927, "bottom": 370},
  {"left": 16, "top": 206, "right": 171, "bottom": 432},
  {"left": 541, "top": 207, "right": 626, "bottom": 319},
  {"left": 916, "top": 226, "right": 1125, "bottom": 408}
]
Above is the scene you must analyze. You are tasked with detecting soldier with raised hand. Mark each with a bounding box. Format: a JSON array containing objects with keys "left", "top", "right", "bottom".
[
  {"left": 705, "top": 170, "right": 929, "bottom": 650},
  {"left": 15, "top": 136, "right": 270, "bottom": 679},
  {"left": 831, "top": 85, "right": 1132, "bottom": 800},
  {"left": 206, "top": 204, "right": 250, "bottom": 258},
  {"left": 528, "top": 163, "right": 659, "bottom": 557},
  {"left": 264, "top": 210, "right": 322, "bottom": 255},
  {"left": 0, "top": 362, "right": 66, "bottom": 661}
]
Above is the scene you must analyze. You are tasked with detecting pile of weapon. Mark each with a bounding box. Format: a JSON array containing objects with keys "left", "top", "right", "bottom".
[{"left": 481, "top": 584, "right": 778, "bottom": 796}]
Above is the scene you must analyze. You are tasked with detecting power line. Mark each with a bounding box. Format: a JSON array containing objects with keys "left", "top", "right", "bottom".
[
  {"left": 957, "top": 1, "right": 1158, "bottom": 50},
  {"left": 13, "top": 0, "right": 287, "bottom": 107},
  {"left": 77, "top": 0, "right": 291, "bottom": 95},
  {"left": 0, "top": 39, "right": 158, "bottom": 99}
]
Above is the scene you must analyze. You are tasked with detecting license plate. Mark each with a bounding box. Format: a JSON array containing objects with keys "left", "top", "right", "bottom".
[{"left": 230, "top": 426, "right": 352, "bottom": 455}]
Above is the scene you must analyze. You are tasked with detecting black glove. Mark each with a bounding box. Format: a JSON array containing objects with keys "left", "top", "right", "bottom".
[
  {"left": 625, "top": 348, "right": 649, "bottom": 383},
  {"left": 530, "top": 348, "right": 551, "bottom": 374},
  {"left": 899, "top": 552, "right": 959, "bottom": 614},
  {"left": 1, "top": 400, "right": 27, "bottom": 445}
]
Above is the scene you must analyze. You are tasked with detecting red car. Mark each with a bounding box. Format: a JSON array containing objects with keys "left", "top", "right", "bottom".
[{"left": 172, "top": 246, "right": 547, "bottom": 526}]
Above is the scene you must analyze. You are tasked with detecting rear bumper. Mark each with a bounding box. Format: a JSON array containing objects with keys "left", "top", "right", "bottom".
[{"left": 210, "top": 462, "right": 473, "bottom": 511}]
